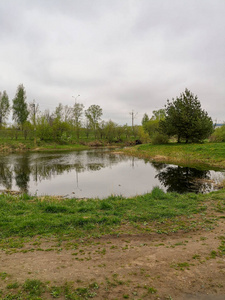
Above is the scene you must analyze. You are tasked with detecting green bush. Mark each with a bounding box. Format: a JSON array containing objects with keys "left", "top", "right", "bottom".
[
  {"left": 209, "top": 125, "right": 225, "bottom": 142},
  {"left": 151, "top": 133, "right": 169, "bottom": 145}
]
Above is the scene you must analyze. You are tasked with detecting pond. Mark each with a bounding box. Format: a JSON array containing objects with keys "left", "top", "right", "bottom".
[{"left": 0, "top": 149, "right": 224, "bottom": 198}]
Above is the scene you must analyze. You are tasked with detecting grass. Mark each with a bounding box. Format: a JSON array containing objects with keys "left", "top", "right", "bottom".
[
  {"left": 0, "top": 138, "right": 89, "bottom": 153},
  {"left": 0, "top": 278, "right": 100, "bottom": 300},
  {"left": 1, "top": 187, "right": 225, "bottom": 244},
  {"left": 122, "top": 142, "right": 225, "bottom": 169},
  {"left": 0, "top": 187, "right": 210, "bottom": 240}
]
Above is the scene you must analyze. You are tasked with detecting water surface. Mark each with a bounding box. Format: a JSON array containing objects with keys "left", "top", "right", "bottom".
[{"left": 0, "top": 149, "right": 224, "bottom": 198}]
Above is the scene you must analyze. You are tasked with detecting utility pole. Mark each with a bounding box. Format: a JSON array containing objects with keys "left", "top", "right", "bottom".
[{"left": 72, "top": 94, "right": 80, "bottom": 104}]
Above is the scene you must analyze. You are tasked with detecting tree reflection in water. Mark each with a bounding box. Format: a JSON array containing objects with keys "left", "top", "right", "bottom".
[
  {"left": 0, "top": 162, "right": 13, "bottom": 190},
  {"left": 152, "top": 162, "right": 212, "bottom": 193},
  {"left": 0, "top": 150, "right": 127, "bottom": 193},
  {"left": 0, "top": 150, "right": 223, "bottom": 196}
]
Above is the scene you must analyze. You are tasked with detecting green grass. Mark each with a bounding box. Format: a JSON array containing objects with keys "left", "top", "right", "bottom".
[
  {"left": 0, "top": 279, "right": 100, "bottom": 300},
  {"left": 123, "top": 142, "right": 225, "bottom": 169},
  {"left": 0, "top": 138, "right": 89, "bottom": 152},
  {"left": 0, "top": 187, "right": 221, "bottom": 240}
]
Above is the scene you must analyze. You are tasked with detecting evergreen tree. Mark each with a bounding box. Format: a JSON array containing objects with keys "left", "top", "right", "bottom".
[
  {"left": 160, "top": 89, "right": 214, "bottom": 143},
  {"left": 12, "top": 84, "right": 29, "bottom": 129}
]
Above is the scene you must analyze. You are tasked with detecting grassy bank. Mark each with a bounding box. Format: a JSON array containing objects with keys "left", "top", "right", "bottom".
[
  {"left": 0, "top": 139, "right": 129, "bottom": 153},
  {"left": 0, "top": 139, "right": 90, "bottom": 153},
  {"left": 122, "top": 142, "right": 225, "bottom": 169},
  {"left": 0, "top": 187, "right": 223, "bottom": 241}
]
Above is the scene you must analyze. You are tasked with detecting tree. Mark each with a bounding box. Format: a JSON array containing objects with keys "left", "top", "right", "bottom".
[
  {"left": 160, "top": 89, "right": 214, "bottom": 143},
  {"left": 12, "top": 84, "right": 29, "bottom": 129},
  {"left": 73, "top": 102, "right": 84, "bottom": 139},
  {"left": 36, "top": 115, "right": 53, "bottom": 141},
  {"left": 142, "top": 109, "right": 167, "bottom": 144},
  {"left": 151, "top": 109, "right": 166, "bottom": 121},
  {"left": 0, "top": 90, "right": 10, "bottom": 128},
  {"left": 54, "top": 103, "right": 64, "bottom": 121},
  {"left": 104, "top": 120, "right": 117, "bottom": 142},
  {"left": 141, "top": 113, "right": 149, "bottom": 127},
  {"left": 85, "top": 105, "right": 103, "bottom": 138},
  {"left": 28, "top": 100, "right": 39, "bottom": 127},
  {"left": 209, "top": 124, "right": 225, "bottom": 142}
]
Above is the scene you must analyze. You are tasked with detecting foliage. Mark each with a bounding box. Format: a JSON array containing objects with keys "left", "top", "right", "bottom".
[
  {"left": 85, "top": 105, "right": 103, "bottom": 138},
  {"left": 0, "top": 90, "right": 10, "bottom": 127},
  {"left": 160, "top": 89, "right": 214, "bottom": 143},
  {"left": 73, "top": 102, "right": 84, "bottom": 138},
  {"left": 54, "top": 103, "right": 64, "bottom": 121},
  {"left": 151, "top": 132, "right": 169, "bottom": 145},
  {"left": 12, "top": 84, "right": 29, "bottom": 129},
  {"left": 137, "top": 126, "right": 150, "bottom": 144},
  {"left": 209, "top": 124, "right": 225, "bottom": 142},
  {"left": 23, "top": 121, "right": 34, "bottom": 140},
  {"left": 151, "top": 109, "right": 166, "bottom": 121},
  {"left": 141, "top": 113, "right": 150, "bottom": 126},
  {"left": 51, "top": 118, "right": 71, "bottom": 143},
  {"left": 28, "top": 101, "right": 39, "bottom": 126},
  {"left": 36, "top": 115, "right": 53, "bottom": 141},
  {"left": 142, "top": 109, "right": 167, "bottom": 143},
  {"left": 104, "top": 120, "right": 117, "bottom": 142}
]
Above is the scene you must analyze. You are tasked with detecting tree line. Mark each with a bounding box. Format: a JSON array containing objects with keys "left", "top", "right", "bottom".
[
  {"left": 0, "top": 85, "right": 221, "bottom": 144},
  {"left": 0, "top": 84, "right": 139, "bottom": 144}
]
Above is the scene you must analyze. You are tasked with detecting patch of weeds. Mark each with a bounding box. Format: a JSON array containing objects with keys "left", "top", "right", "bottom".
[
  {"left": 110, "top": 245, "right": 118, "bottom": 249},
  {"left": 50, "top": 286, "right": 62, "bottom": 298},
  {"left": 0, "top": 238, "right": 25, "bottom": 249},
  {"left": 174, "top": 241, "right": 186, "bottom": 246},
  {"left": 89, "top": 282, "right": 99, "bottom": 290},
  {"left": 171, "top": 262, "right": 191, "bottom": 271},
  {"left": 218, "top": 238, "right": 225, "bottom": 256},
  {"left": 210, "top": 250, "right": 218, "bottom": 259},
  {"left": 144, "top": 286, "right": 157, "bottom": 294},
  {"left": 97, "top": 264, "right": 106, "bottom": 268},
  {"left": 192, "top": 254, "right": 201, "bottom": 260},
  {"left": 0, "top": 272, "right": 8, "bottom": 280},
  {"left": 105, "top": 275, "right": 125, "bottom": 288},
  {"left": 7, "top": 282, "right": 20, "bottom": 290},
  {"left": 23, "top": 279, "right": 46, "bottom": 297}
]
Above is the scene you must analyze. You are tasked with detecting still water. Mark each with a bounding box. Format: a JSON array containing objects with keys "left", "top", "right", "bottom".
[{"left": 0, "top": 149, "right": 224, "bottom": 198}]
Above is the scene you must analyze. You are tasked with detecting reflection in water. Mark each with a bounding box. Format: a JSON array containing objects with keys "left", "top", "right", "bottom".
[
  {"left": 152, "top": 162, "right": 213, "bottom": 193},
  {"left": 0, "top": 163, "right": 12, "bottom": 190},
  {"left": 0, "top": 150, "right": 224, "bottom": 197}
]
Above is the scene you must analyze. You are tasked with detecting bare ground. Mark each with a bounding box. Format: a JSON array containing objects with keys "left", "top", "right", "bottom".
[{"left": 1, "top": 214, "right": 225, "bottom": 300}]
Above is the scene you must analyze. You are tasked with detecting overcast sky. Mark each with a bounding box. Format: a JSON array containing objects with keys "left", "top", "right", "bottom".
[{"left": 0, "top": 0, "right": 224, "bottom": 125}]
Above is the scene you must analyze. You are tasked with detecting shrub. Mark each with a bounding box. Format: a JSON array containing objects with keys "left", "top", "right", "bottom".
[
  {"left": 151, "top": 133, "right": 169, "bottom": 145},
  {"left": 209, "top": 124, "right": 225, "bottom": 142}
]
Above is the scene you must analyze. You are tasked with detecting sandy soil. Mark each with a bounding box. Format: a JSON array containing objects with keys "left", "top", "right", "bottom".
[{"left": 1, "top": 216, "right": 225, "bottom": 300}]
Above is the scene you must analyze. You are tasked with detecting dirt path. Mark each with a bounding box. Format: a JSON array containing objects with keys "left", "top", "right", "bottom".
[{"left": 1, "top": 216, "right": 225, "bottom": 300}]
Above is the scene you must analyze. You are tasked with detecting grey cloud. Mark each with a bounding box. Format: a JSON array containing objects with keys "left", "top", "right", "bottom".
[{"left": 0, "top": 0, "right": 225, "bottom": 125}]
